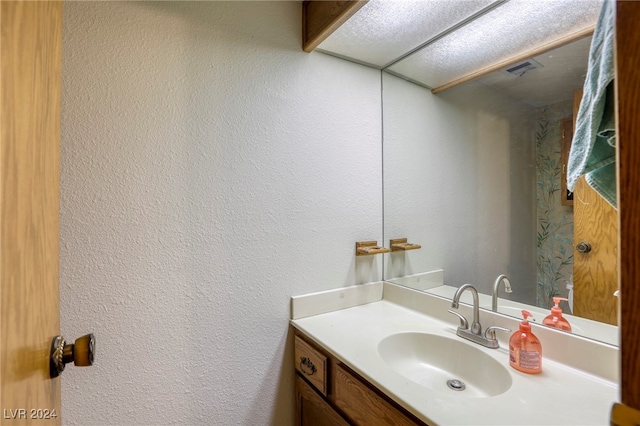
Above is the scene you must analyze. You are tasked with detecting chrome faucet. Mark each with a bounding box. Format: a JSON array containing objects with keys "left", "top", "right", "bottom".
[
  {"left": 492, "top": 274, "right": 513, "bottom": 312},
  {"left": 448, "top": 284, "right": 510, "bottom": 349}
]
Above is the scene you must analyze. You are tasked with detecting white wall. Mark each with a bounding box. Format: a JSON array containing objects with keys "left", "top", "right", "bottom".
[
  {"left": 60, "top": 2, "right": 382, "bottom": 425},
  {"left": 383, "top": 73, "right": 538, "bottom": 303}
]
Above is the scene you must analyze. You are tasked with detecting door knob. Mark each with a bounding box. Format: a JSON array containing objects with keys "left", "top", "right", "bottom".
[
  {"left": 49, "top": 333, "right": 95, "bottom": 378},
  {"left": 576, "top": 242, "right": 592, "bottom": 253}
]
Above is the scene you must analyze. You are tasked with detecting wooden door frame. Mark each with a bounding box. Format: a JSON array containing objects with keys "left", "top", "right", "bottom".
[{"left": 616, "top": 0, "right": 640, "bottom": 411}]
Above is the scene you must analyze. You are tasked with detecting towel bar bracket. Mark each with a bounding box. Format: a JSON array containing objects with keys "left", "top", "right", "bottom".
[
  {"left": 390, "top": 238, "right": 422, "bottom": 252},
  {"left": 356, "top": 241, "right": 390, "bottom": 256}
]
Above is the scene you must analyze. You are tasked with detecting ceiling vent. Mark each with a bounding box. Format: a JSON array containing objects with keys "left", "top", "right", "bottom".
[{"left": 504, "top": 58, "right": 544, "bottom": 77}]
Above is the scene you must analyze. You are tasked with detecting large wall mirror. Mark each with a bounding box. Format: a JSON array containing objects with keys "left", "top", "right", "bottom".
[
  {"left": 316, "top": 0, "right": 616, "bottom": 346},
  {"left": 382, "top": 35, "right": 618, "bottom": 346}
]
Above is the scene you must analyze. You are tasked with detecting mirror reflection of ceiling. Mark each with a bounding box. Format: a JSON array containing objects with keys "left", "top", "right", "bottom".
[
  {"left": 476, "top": 35, "right": 591, "bottom": 107},
  {"left": 316, "top": 0, "right": 603, "bottom": 90}
]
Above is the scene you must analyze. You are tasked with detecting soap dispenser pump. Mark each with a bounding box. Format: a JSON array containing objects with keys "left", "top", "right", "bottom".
[
  {"left": 509, "top": 310, "right": 542, "bottom": 374},
  {"left": 543, "top": 297, "right": 572, "bottom": 331}
]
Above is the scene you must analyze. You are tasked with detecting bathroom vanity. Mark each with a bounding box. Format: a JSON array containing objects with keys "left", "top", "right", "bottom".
[
  {"left": 295, "top": 332, "right": 425, "bottom": 425},
  {"left": 291, "top": 282, "right": 618, "bottom": 425}
]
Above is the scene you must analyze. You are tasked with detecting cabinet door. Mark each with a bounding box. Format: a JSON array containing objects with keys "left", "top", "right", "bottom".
[
  {"left": 334, "top": 364, "right": 423, "bottom": 426},
  {"left": 296, "top": 375, "right": 350, "bottom": 426}
]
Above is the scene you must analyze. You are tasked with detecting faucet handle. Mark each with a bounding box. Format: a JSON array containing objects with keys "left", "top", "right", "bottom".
[
  {"left": 484, "top": 326, "right": 511, "bottom": 341},
  {"left": 447, "top": 309, "right": 469, "bottom": 330}
]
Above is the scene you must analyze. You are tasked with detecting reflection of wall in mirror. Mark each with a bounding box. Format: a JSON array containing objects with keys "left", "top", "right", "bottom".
[
  {"left": 383, "top": 74, "right": 589, "bottom": 312},
  {"left": 382, "top": 72, "right": 537, "bottom": 305}
]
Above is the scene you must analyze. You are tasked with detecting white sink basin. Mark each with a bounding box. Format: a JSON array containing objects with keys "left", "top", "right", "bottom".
[{"left": 377, "top": 332, "right": 512, "bottom": 398}]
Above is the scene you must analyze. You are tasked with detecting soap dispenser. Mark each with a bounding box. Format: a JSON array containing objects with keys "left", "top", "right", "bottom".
[
  {"left": 543, "top": 297, "right": 572, "bottom": 331},
  {"left": 509, "top": 310, "right": 542, "bottom": 374}
]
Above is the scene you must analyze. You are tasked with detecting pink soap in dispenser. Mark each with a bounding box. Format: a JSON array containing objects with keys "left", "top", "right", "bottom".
[
  {"left": 509, "top": 310, "right": 542, "bottom": 374},
  {"left": 543, "top": 297, "right": 572, "bottom": 332}
]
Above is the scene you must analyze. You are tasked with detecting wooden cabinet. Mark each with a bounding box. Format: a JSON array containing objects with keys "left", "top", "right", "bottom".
[
  {"left": 295, "top": 333, "right": 328, "bottom": 396},
  {"left": 296, "top": 375, "right": 350, "bottom": 426},
  {"left": 293, "top": 332, "right": 428, "bottom": 426}
]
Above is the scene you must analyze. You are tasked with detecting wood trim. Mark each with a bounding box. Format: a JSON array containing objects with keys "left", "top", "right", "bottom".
[
  {"left": 573, "top": 88, "right": 584, "bottom": 129},
  {"left": 431, "top": 26, "right": 595, "bottom": 94},
  {"left": 302, "top": 1, "right": 368, "bottom": 53},
  {"left": 616, "top": 0, "right": 640, "bottom": 411},
  {"left": 560, "top": 117, "right": 574, "bottom": 206},
  {"left": 611, "top": 403, "right": 640, "bottom": 426}
]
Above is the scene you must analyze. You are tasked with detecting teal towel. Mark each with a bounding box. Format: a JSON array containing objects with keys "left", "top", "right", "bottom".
[{"left": 567, "top": 0, "right": 616, "bottom": 207}]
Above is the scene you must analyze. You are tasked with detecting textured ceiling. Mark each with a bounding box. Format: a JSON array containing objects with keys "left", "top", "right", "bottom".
[
  {"left": 316, "top": 0, "right": 498, "bottom": 68},
  {"left": 318, "top": 0, "right": 602, "bottom": 93}
]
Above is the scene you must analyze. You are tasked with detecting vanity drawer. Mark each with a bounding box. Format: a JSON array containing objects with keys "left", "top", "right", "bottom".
[{"left": 295, "top": 335, "right": 328, "bottom": 396}]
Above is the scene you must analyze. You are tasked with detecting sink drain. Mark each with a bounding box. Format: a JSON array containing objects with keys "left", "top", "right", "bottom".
[{"left": 446, "top": 379, "right": 466, "bottom": 391}]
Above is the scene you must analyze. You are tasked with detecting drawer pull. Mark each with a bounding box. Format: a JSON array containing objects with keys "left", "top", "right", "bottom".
[{"left": 300, "top": 357, "right": 317, "bottom": 376}]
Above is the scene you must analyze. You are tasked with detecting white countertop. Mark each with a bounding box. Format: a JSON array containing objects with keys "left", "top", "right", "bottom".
[{"left": 291, "top": 283, "right": 618, "bottom": 426}]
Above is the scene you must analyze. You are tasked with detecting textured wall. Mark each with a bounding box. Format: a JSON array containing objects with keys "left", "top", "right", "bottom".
[
  {"left": 382, "top": 73, "right": 538, "bottom": 304},
  {"left": 60, "top": 2, "right": 382, "bottom": 425}
]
